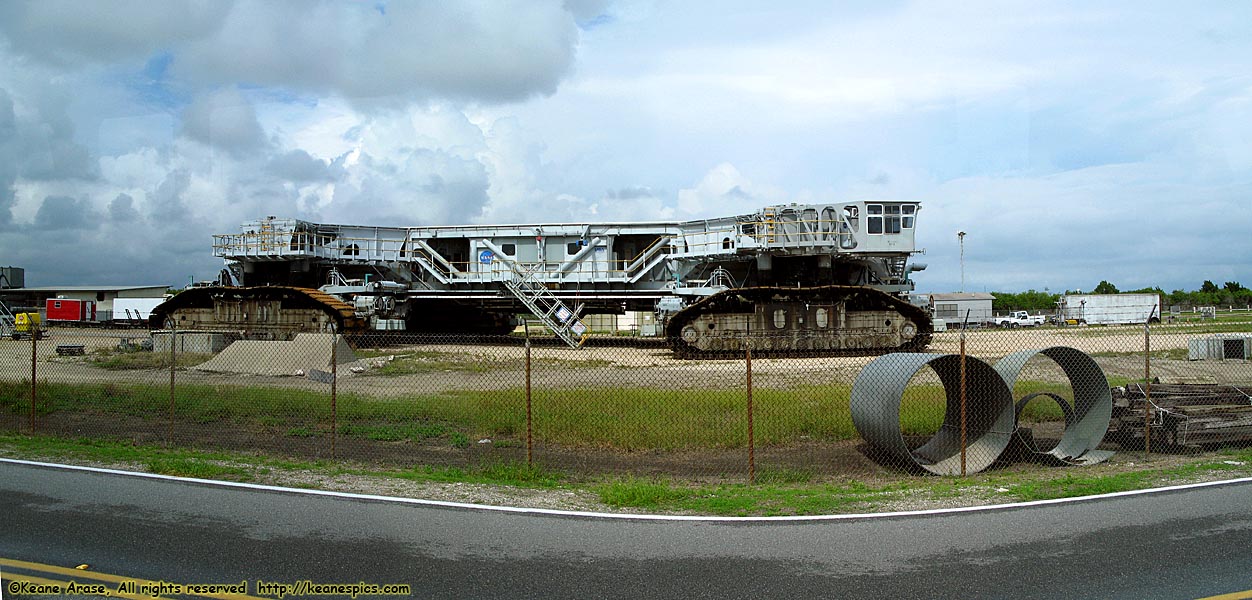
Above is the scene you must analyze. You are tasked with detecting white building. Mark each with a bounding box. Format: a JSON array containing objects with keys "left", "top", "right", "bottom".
[{"left": 930, "top": 292, "right": 995, "bottom": 327}]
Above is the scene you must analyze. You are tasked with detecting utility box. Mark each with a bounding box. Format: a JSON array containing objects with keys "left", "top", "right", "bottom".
[
  {"left": 0, "top": 266, "right": 24, "bottom": 289},
  {"left": 152, "top": 331, "right": 233, "bottom": 354},
  {"left": 1188, "top": 335, "right": 1252, "bottom": 360}
]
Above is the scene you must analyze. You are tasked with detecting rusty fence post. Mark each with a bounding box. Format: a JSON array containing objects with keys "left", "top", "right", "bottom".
[
  {"left": 960, "top": 311, "right": 969, "bottom": 476},
  {"left": 29, "top": 321, "right": 37, "bottom": 433},
  {"left": 1143, "top": 320, "right": 1152, "bottom": 458},
  {"left": 167, "top": 317, "right": 176, "bottom": 446},
  {"left": 746, "top": 343, "right": 755, "bottom": 485},
  {"left": 331, "top": 324, "right": 338, "bottom": 460},
  {"left": 524, "top": 321, "right": 533, "bottom": 468}
]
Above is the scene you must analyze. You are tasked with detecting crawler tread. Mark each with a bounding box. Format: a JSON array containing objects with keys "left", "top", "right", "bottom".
[{"left": 664, "top": 285, "right": 933, "bottom": 359}]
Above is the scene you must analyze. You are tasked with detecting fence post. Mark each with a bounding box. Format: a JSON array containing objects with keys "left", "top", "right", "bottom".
[
  {"left": 746, "top": 343, "right": 755, "bottom": 485},
  {"left": 29, "top": 321, "right": 37, "bottom": 432},
  {"left": 959, "top": 311, "right": 969, "bottom": 476},
  {"left": 167, "top": 317, "right": 176, "bottom": 446},
  {"left": 1143, "top": 321, "right": 1152, "bottom": 458},
  {"left": 524, "top": 321, "right": 533, "bottom": 468},
  {"left": 331, "top": 324, "right": 338, "bottom": 460}
]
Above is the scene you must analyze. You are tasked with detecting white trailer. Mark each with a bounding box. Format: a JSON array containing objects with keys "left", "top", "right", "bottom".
[
  {"left": 112, "top": 297, "right": 166, "bottom": 323},
  {"left": 1059, "top": 293, "right": 1161, "bottom": 325}
]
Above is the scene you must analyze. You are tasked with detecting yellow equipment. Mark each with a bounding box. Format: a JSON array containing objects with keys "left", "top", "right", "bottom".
[{"left": 11, "top": 312, "right": 45, "bottom": 340}]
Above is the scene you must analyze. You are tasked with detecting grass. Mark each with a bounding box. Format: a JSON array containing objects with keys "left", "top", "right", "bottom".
[
  {"left": 597, "top": 478, "right": 691, "bottom": 507},
  {"left": 360, "top": 350, "right": 614, "bottom": 377},
  {"left": 1090, "top": 348, "right": 1190, "bottom": 361},
  {"left": 3, "top": 433, "right": 1251, "bottom": 516},
  {"left": 1024, "top": 319, "right": 1252, "bottom": 339},
  {"left": 0, "top": 375, "right": 1053, "bottom": 450},
  {"left": 0, "top": 379, "right": 858, "bottom": 449},
  {"left": 589, "top": 446, "right": 1252, "bottom": 515},
  {"left": 146, "top": 457, "right": 254, "bottom": 481}
]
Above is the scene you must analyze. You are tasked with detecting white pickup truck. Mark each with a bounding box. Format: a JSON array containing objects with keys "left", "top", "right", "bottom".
[{"left": 997, "top": 311, "right": 1046, "bottom": 328}]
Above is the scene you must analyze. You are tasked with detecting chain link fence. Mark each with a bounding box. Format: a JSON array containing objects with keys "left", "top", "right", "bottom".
[{"left": 2, "top": 315, "right": 1251, "bottom": 482}]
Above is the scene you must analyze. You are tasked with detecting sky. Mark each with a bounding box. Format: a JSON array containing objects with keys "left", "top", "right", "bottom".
[{"left": 0, "top": 0, "right": 1249, "bottom": 295}]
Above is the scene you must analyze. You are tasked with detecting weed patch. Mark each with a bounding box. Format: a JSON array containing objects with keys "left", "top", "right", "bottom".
[
  {"left": 597, "top": 478, "right": 691, "bottom": 508},
  {"left": 146, "top": 457, "right": 253, "bottom": 481}
]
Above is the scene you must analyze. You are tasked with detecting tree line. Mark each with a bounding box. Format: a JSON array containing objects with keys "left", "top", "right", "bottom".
[{"left": 990, "top": 281, "right": 1252, "bottom": 312}]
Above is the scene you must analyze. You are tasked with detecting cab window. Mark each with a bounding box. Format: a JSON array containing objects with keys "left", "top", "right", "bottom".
[{"left": 867, "top": 204, "right": 883, "bottom": 234}]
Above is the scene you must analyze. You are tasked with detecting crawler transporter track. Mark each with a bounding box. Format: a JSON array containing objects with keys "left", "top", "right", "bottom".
[{"left": 665, "top": 286, "right": 933, "bottom": 359}]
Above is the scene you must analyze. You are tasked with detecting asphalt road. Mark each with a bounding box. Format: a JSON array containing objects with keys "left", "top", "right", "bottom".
[{"left": 2, "top": 460, "right": 1251, "bottom": 599}]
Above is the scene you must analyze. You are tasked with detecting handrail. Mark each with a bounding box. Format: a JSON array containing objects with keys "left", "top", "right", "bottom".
[
  {"left": 556, "top": 237, "right": 602, "bottom": 275},
  {"left": 411, "top": 256, "right": 450, "bottom": 285},
  {"left": 627, "top": 252, "right": 673, "bottom": 284},
  {"left": 624, "top": 236, "right": 672, "bottom": 276},
  {"left": 412, "top": 240, "right": 462, "bottom": 276}
]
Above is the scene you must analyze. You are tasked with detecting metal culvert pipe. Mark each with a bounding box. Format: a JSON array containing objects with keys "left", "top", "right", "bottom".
[
  {"left": 993, "top": 346, "right": 1114, "bottom": 465},
  {"left": 851, "top": 353, "right": 1016, "bottom": 475}
]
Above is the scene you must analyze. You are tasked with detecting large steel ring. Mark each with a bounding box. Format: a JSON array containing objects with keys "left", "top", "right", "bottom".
[
  {"left": 851, "top": 353, "right": 1016, "bottom": 475},
  {"left": 993, "top": 346, "right": 1114, "bottom": 465}
]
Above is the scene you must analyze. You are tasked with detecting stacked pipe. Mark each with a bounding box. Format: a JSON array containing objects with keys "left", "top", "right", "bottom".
[{"left": 851, "top": 346, "right": 1114, "bottom": 475}]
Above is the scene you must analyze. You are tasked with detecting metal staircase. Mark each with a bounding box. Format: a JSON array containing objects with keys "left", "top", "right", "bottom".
[
  {"left": 0, "top": 300, "right": 15, "bottom": 337},
  {"left": 501, "top": 265, "right": 588, "bottom": 349}
]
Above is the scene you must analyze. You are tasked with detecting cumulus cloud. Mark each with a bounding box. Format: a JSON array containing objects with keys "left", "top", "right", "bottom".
[
  {"left": 107, "top": 193, "right": 141, "bottom": 223},
  {"left": 0, "top": 88, "right": 14, "bottom": 137},
  {"left": 0, "top": 1, "right": 582, "bottom": 105},
  {"left": 266, "top": 150, "right": 332, "bottom": 183},
  {"left": 0, "top": 1, "right": 231, "bottom": 66},
  {"left": 0, "top": 89, "right": 16, "bottom": 226},
  {"left": 325, "top": 146, "right": 491, "bottom": 226},
  {"left": 676, "top": 163, "right": 784, "bottom": 218},
  {"left": 0, "top": 0, "right": 593, "bottom": 284},
  {"left": 0, "top": 83, "right": 99, "bottom": 230},
  {"left": 180, "top": 87, "right": 268, "bottom": 155},
  {"left": 174, "top": 0, "right": 580, "bottom": 104},
  {"left": 0, "top": 0, "right": 1249, "bottom": 296},
  {"left": 33, "top": 195, "right": 97, "bottom": 230}
]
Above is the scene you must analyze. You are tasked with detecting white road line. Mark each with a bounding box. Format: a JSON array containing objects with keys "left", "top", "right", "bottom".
[{"left": 4, "top": 457, "right": 1251, "bottom": 522}]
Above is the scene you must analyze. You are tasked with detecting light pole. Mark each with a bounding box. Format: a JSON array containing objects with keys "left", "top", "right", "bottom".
[{"left": 957, "top": 231, "right": 966, "bottom": 293}]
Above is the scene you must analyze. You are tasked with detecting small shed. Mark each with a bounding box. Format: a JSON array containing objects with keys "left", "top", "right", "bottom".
[{"left": 930, "top": 292, "right": 995, "bottom": 326}]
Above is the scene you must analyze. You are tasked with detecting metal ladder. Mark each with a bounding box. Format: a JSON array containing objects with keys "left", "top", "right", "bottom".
[
  {"left": 501, "top": 265, "right": 588, "bottom": 349},
  {"left": 762, "top": 207, "right": 777, "bottom": 244}
]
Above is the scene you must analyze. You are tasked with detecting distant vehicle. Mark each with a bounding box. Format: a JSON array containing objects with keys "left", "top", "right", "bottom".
[
  {"left": 112, "top": 297, "right": 165, "bottom": 325},
  {"left": 997, "top": 310, "right": 1046, "bottom": 328},
  {"left": 1057, "top": 293, "right": 1161, "bottom": 326},
  {"left": 10, "top": 312, "right": 45, "bottom": 340}
]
